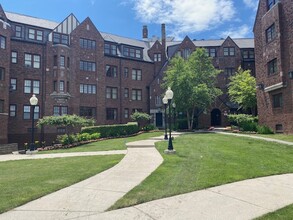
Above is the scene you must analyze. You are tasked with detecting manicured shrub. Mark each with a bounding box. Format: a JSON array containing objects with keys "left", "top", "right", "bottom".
[
  {"left": 57, "top": 134, "right": 77, "bottom": 145},
  {"left": 142, "top": 124, "right": 157, "bottom": 131},
  {"left": 227, "top": 114, "right": 258, "bottom": 131},
  {"left": 77, "top": 133, "right": 91, "bottom": 142},
  {"left": 81, "top": 122, "right": 139, "bottom": 138},
  {"left": 89, "top": 132, "right": 100, "bottom": 140},
  {"left": 130, "top": 111, "right": 151, "bottom": 129},
  {"left": 257, "top": 125, "right": 274, "bottom": 134}
]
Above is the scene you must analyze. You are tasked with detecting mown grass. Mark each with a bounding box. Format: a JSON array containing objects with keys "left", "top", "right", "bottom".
[
  {"left": 110, "top": 133, "right": 293, "bottom": 210},
  {"left": 0, "top": 155, "right": 123, "bottom": 214},
  {"left": 255, "top": 204, "right": 293, "bottom": 220},
  {"left": 38, "top": 131, "right": 163, "bottom": 154},
  {"left": 252, "top": 134, "right": 293, "bottom": 142}
]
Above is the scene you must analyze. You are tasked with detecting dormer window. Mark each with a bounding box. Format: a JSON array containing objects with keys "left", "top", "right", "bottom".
[
  {"left": 123, "top": 46, "right": 142, "bottom": 59},
  {"left": 53, "top": 33, "right": 69, "bottom": 45},
  {"left": 28, "top": 28, "right": 43, "bottom": 41},
  {"left": 104, "top": 43, "right": 117, "bottom": 55}
]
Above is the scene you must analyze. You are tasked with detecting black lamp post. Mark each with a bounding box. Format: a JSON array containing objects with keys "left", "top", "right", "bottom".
[
  {"left": 29, "top": 94, "right": 38, "bottom": 151},
  {"left": 165, "top": 87, "right": 175, "bottom": 153},
  {"left": 162, "top": 95, "right": 168, "bottom": 140},
  {"left": 172, "top": 102, "right": 176, "bottom": 130}
]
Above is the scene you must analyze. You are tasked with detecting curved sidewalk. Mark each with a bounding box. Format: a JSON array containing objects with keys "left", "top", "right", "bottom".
[{"left": 0, "top": 137, "right": 165, "bottom": 220}]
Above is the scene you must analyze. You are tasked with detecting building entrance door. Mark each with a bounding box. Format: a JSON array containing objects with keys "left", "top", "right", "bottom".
[
  {"left": 211, "top": 109, "right": 221, "bottom": 126},
  {"left": 156, "top": 113, "right": 163, "bottom": 128}
]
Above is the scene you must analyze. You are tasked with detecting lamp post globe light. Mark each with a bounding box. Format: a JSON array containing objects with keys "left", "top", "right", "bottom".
[
  {"left": 29, "top": 94, "right": 38, "bottom": 152},
  {"left": 162, "top": 95, "right": 168, "bottom": 140},
  {"left": 164, "top": 87, "right": 176, "bottom": 154}
]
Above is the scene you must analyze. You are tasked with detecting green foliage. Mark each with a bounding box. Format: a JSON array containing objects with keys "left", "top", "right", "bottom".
[
  {"left": 130, "top": 111, "right": 151, "bottom": 129},
  {"left": 257, "top": 125, "right": 274, "bottom": 134},
  {"left": 142, "top": 124, "right": 157, "bottom": 131},
  {"left": 227, "top": 114, "right": 258, "bottom": 132},
  {"left": 57, "top": 134, "right": 77, "bottom": 145},
  {"left": 89, "top": 133, "right": 101, "bottom": 140},
  {"left": 37, "top": 114, "right": 95, "bottom": 129},
  {"left": 163, "top": 48, "right": 222, "bottom": 130},
  {"left": 228, "top": 67, "right": 257, "bottom": 111},
  {"left": 81, "top": 122, "right": 139, "bottom": 138},
  {"left": 76, "top": 133, "right": 91, "bottom": 142}
]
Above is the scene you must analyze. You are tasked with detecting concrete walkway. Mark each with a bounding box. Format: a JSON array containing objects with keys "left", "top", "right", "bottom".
[
  {"left": 0, "top": 135, "right": 166, "bottom": 220},
  {"left": 0, "top": 150, "right": 127, "bottom": 162},
  {"left": 216, "top": 131, "right": 293, "bottom": 146}
]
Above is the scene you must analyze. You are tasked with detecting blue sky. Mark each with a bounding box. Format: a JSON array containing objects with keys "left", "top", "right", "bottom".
[{"left": 1, "top": 0, "right": 258, "bottom": 40}]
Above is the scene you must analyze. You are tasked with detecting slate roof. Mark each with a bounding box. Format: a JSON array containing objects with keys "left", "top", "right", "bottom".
[{"left": 5, "top": 11, "right": 58, "bottom": 29}]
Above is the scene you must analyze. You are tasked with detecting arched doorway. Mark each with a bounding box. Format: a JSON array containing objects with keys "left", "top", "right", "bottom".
[{"left": 211, "top": 109, "right": 221, "bottom": 126}]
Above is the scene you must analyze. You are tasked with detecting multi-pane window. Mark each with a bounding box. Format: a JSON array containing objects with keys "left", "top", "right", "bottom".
[
  {"left": 154, "top": 53, "right": 161, "bottom": 62},
  {"left": 80, "top": 107, "right": 96, "bottom": 117},
  {"left": 273, "top": 93, "right": 282, "bottom": 108},
  {"left": 80, "top": 61, "right": 96, "bottom": 71},
  {"left": 155, "top": 96, "right": 162, "bottom": 106},
  {"left": 224, "top": 47, "right": 235, "bottom": 56},
  {"left": 0, "top": 68, "right": 4, "bottom": 81},
  {"left": 60, "top": 56, "right": 65, "bottom": 67},
  {"left": 10, "top": 78, "right": 17, "bottom": 91},
  {"left": 104, "top": 43, "right": 117, "bottom": 55},
  {"left": 28, "top": 29, "right": 43, "bottom": 41},
  {"left": 59, "top": 81, "right": 64, "bottom": 92},
  {"left": 132, "top": 69, "right": 142, "bottom": 80},
  {"left": 124, "top": 108, "right": 129, "bottom": 119},
  {"left": 106, "top": 87, "right": 118, "bottom": 99},
  {"left": 205, "top": 48, "right": 216, "bottom": 57},
  {"left": 25, "top": 53, "right": 41, "bottom": 68},
  {"left": 106, "top": 108, "right": 117, "bottom": 120},
  {"left": 224, "top": 68, "right": 235, "bottom": 77},
  {"left": 80, "top": 84, "right": 97, "bottom": 94},
  {"left": 0, "top": 100, "right": 4, "bottom": 113},
  {"left": 11, "top": 52, "right": 18, "bottom": 63},
  {"left": 23, "top": 105, "right": 39, "bottom": 119},
  {"left": 24, "top": 80, "right": 40, "bottom": 94},
  {"left": 267, "top": 0, "right": 278, "bottom": 10},
  {"left": 124, "top": 67, "right": 129, "bottom": 78},
  {"left": 53, "top": 33, "right": 69, "bottom": 45},
  {"left": 0, "top": 35, "right": 6, "bottom": 49},
  {"left": 183, "top": 48, "right": 191, "bottom": 59},
  {"left": 243, "top": 50, "right": 255, "bottom": 59},
  {"left": 268, "top": 58, "right": 278, "bottom": 75},
  {"left": 123, "top": 46, "right": 142, "bottom": 59},
  {"left": 80, "top": 38, "right": 96, "bottom": 49},
  {"left": 106, "top": 65, "right": 117, "bottom": 77},
  {"left": 53, "top": 106, "right": 68, "bottom": 116},
  {"left": 15, "top": 26, "right": 22, "bottom": 38},
  {"left": 9, "top": 104, "right": 16, "bottom": 117},
  {"left": 124, "top": 88, "right": 129, "bottom": 98},
  {"left": 266, "top": 24, "right": 276, "bottom": 43},
  {"left": 53, "top": 55, "right": 58, "bottom": 66},
  {"left": 132, "top": 89, "right": 142, "bottom": 101}
]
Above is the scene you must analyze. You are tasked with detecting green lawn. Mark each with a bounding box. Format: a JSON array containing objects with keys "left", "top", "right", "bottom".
[
  {"left": 0, "top": 155, "right": 123, "bottom": 214},
  {"left": 110, "top": 133, "right": 293, "bottom": 210},
  {"left": 38, "top": 131, "right": 163, "bottom": 154},
  {"left": 256, "top": 204, "right": 293, "bottom": 220}
]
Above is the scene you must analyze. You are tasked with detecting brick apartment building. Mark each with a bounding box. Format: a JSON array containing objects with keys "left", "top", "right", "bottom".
[
  {"left": 0, "top": 4, "right": 255, "bottom": 147},
  {"left": 254, "top": 0, "right": 293, "bottom": 134}
]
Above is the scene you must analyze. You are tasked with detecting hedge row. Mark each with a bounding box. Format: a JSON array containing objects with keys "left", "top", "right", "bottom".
[{"left": 81, "top": 122, "right": 139, "bottom": 138}]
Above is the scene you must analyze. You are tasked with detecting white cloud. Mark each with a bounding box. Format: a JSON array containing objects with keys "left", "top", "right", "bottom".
[
  {"left": 242, "top": 0, "right": 258, "bottom": 10},
  {"left": 130, "top": 0, "right": 236, "bottom": 38},
  {"left": 219, "top": 24, "right": 251, "bottom": 38}
]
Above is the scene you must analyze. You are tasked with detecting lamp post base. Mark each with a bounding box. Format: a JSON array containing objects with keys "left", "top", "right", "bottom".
[{"left": 164, "top": 149, "right": 176, "bottom": 154}]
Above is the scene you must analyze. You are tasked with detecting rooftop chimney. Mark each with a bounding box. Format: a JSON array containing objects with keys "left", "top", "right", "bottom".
[
  {"left": 143, "top": 25, "right": 148, "bottom": 39},
  {"left": 161, "top": 24, "right": 166, "bottom": 61}
]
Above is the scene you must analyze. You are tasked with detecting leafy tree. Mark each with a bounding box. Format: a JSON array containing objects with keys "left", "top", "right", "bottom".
[
  {"left": 130, "top": 111, "right": 151, "bottom": 129},
  {"left": 228, "top": 67, "right": 256, "bottom": 114},
  {"left": 163, "top": 48, "right": 222, "bottom": 130},
  {"left": 37, "top": 114, "right": 95, "bottom": 138}
]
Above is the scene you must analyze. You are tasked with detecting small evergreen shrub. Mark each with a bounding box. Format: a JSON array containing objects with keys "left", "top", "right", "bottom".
[
  {"left": 227, "top": 114, "right": 258, "bottom": 131},
  {"left": 57, "top": 134, "right": 77, "bottom": 145},
  {"left": 257, "top": 125, "right": 274, "bottom": 134},
  {"left": 142, "top": 124, "right": 157, "bottom": 131},
  {"left": 89, "top": 132, "right": 100, "bottom": 140}
]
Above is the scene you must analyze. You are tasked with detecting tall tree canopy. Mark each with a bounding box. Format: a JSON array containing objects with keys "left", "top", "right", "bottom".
[
  {"left": 228, "top": 67, "right": 256, "bottom": 113},
  {"left": 163, "top": 48, "right": 222, "bottom": 130}
]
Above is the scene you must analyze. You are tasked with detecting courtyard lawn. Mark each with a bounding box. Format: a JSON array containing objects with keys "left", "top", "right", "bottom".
[
  {"left": 252, "top": 134, "right": 293, "bottom": 142},
  {"left": 38, "top": 131, "right": 163, "bottom": 154},
  {"left": 256, "top": 204, "right": 293, "bottom": 220},
  {"left": 110, "top": 133, "right": 293, "bottom": 210},
  {"left": 0, "top": 155, "right": 123, "bottom": 214}
]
